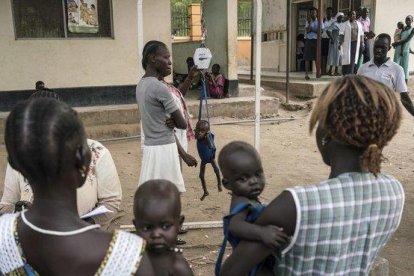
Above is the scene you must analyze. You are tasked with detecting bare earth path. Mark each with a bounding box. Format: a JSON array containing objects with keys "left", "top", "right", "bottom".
[{"left": 0, "top": 106, "right": 413, "bottom": 275}]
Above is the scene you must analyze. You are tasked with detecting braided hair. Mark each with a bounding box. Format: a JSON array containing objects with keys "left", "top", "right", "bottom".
[
  {"left": 141, "top": 40, "right": 167, "bottom": 70},
  {"left": 5, "top": 98, "right": 86, "bottom": 186},
  {"left": 309, "top": 75, "right": 401, "bottom": 174},
  {"left": 30, "top": 89, "right": 60, "bottom": 100}
]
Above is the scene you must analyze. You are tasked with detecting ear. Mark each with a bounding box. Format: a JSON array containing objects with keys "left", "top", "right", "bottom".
[
  {"left": 75, "top": 142, "right": 91, "bottom": 174},
  {"left": 75, "top": 145, "right": 85, "bottom": 170},
  {"left": 149, "top": 53, "right": 157, "bottom": 64},
  {"left": 179, "top": 215, "right": 185, "bottom": 227}
]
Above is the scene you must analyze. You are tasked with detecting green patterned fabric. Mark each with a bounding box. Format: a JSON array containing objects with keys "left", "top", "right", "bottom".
[
  {"left": 275, "top": 172, "right": 404, "bottom": 276},
  {"left": 393, "top": 27, "right": 413, "bottom": 79}
]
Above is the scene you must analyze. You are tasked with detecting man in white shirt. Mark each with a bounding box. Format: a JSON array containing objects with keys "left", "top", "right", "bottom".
[{"left": 358, "top": 33, "right": 414, "bottom": 116}]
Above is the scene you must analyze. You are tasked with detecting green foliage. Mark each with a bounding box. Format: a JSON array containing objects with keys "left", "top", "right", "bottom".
[{"left": 171, "top": 0, "right": 201, "bottom": 8}]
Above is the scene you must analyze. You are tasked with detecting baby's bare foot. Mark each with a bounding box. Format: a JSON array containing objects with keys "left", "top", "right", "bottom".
[{"left": 200, "top": 192, "right": 209, "bottom": 201}]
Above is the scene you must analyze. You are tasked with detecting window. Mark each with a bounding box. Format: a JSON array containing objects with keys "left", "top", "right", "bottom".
[
  {"left": 12, "top": 0, "right": 113, "bottom": 39},
  {"left": 171, "top": 3, "right": 190, "bottom": 37},
  {"left": 238, "top": 0, "right": 252, "bottom": 37},
  {"left": 332, "top": 0, "right": 362, "bottom": 15}
]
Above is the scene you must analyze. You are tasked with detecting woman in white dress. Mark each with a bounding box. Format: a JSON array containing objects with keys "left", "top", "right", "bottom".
[
  {"left": 339, "top": 10, "right": 364, "bottom": 75},
  {"left": 136, "top": 40, "right": 187, "bottom": 192},
  {"left": 327, "top": 12, "right": 344, "bottom": 76}
]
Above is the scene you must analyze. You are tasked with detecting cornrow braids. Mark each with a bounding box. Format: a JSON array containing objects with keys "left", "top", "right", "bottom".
[
  {"left": 310, "top": 75, "right": 401, "bottom": 175},
  {"left": 5, "top": 98, "right": 85, "bottom": 186},
  {"left": 142, "top": 40, "right": 167, "bottom": 70},
  {"left": 30, "top": 89, "right": 60, "bottom": 101}
]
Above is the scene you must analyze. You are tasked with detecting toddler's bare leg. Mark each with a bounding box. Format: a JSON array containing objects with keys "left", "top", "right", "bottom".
[
  {"left": 211, "top": 159, "right": 222, "bottom": 192},
  {"left": 199, "top": 162, "right": 209, "bottom": 200}
]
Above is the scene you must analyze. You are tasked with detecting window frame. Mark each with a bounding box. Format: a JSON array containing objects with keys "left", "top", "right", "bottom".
[{"left": 11, "top": 0, "right": 114, "bottom": 40}]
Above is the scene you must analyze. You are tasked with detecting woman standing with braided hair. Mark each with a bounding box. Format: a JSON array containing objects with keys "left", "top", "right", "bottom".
[
  {"left": 0, "top": 98, "right": 153, "bottom": 275},
  {"left": 136, "top": 40, "right": 187, "bottom": 192},
  {"left": 220, "top": 75, "right": 405, "bottom": 275}
]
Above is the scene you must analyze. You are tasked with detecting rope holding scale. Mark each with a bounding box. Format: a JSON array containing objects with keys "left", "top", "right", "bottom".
[{"left": 198, "top": 75, "right": 210, "bottom": 123}]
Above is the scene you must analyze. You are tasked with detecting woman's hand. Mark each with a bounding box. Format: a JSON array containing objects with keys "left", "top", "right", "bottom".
[
  {"left": 165, "top": 118, "right": 176, "bottom": 129},
  {"left": 367, "top": 31, "right": 375, "bottom": 39},
  {"left": 188, "top": 65, "right": 199, "bottom": 79},
  {"left": 259, "top": 225, "right": 289, "bottom": 249},
  {"left": 204, "top": 72, "right": 211, "bottom": 80}
]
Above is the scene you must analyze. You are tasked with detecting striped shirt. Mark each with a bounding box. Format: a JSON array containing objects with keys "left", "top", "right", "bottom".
[{"left": 275, "top": 172, "right": 404, "bottom": 275}]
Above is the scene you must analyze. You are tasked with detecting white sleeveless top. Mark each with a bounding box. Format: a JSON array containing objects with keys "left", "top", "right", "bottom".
[{"left": 0, "top": 213, "right": 145, "bottom": 275}]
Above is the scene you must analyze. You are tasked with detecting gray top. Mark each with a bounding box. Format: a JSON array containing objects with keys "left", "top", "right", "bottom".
[
  {"left": 357, "top": 58, "right": 407, "bottom": 93},
  {"left": 136, "top": 77, "right": 179, "bottom": 146}
]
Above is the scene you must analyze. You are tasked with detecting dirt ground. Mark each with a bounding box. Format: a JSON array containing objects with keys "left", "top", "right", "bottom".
[{"left": 0, "top": 100, "right": 413, "bottom": 275}]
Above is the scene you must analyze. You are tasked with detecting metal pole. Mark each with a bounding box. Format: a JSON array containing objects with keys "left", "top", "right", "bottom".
[
  {"left": 254, "top": 0, "right": 262, "bottom": 152},
  {"left": 286, "top": 0, "right": 290, "bottom": 104},
  {"left": 316, "top": 0, "right": 322, "bottom": 78},
  {"left": 250, "top": 0, "right": 254, "bottom": 82}
]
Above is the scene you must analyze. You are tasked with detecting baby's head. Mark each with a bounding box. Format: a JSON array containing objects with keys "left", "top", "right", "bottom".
[
  {"left": 398, "top": 21, "right": 404, "bottom": 30},
  {"left": 212, "top": 63, "right": 221, "bottom": 75},
  {"left": 218, "top": 141, "right": 265, "bottom": 200},
  {"left": 133, "top": 180, "right": 184, "bottom": 254},
  {"left": 195, "top": 120, "right": 210, "bottom": 140}
]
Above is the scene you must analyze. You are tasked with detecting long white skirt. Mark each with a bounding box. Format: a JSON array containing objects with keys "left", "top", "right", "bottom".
[
  {"left": 175, "top": 129, "right": 188, "bottom": 152},
  {"left": 139, "top": 143, "right": 185, "bottom": 192}
]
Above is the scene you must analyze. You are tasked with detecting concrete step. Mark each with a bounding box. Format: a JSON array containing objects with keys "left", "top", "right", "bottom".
[
  {"left": 0, "top": 96, "right": 280, "bottom": 141},
  {"left": 238, "top": 73, "right": 331, "bottom": 98}
]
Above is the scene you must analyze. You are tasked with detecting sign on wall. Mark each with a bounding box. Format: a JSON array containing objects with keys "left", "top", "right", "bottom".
[{"left": 67, "top": 0, "right": 99, "bottom": 33}]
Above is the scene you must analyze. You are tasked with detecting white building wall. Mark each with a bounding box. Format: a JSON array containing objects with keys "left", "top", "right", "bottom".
[
  {"left": 0, "top": 0, "right": 171, "bottom": 91},
  {"left": 260, "top": 0, "right": 288, "bottom": 71},
  {"left": 262, "top": 0, "right": 286, "bottom": 32}
]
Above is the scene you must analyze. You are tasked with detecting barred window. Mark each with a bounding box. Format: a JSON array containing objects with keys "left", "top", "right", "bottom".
[
  {"left": 331, "top": 0, "right": 362, "bottom": 15},
  {"left": 12, "top": 0, "right": 113, "bottom": 39},
  {"left": 171, "top": 3, "right": 190, "bottom": 37},
  {"left": 238, "top": 0, "right": 252, "bottom": 37}
]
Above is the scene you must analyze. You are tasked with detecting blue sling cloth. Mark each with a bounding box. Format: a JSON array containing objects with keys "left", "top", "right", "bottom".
[
  {"left": 197, "top": 78, "right": 216, "bottom": 163},
  {"left": 215, "top": 202, "right": 267, "bottom": 276}
]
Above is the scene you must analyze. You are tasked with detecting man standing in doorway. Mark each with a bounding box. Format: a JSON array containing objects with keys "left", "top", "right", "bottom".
[
  {"left": 357, "top": 33, "right": 414, "bottom": 117},
  {"left": 322, "top": 7, "right": 335, "bottom": 75},
  {"left": 304, "top": 7, "right": 324, "bottom": 80},
  {"left": 356, "top": 8, "right": 375, "bottom": 70}
]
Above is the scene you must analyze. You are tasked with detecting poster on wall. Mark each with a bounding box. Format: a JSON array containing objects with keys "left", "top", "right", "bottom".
[{"left": 67, "top": 0, "right": 99, "bottom": 33}]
